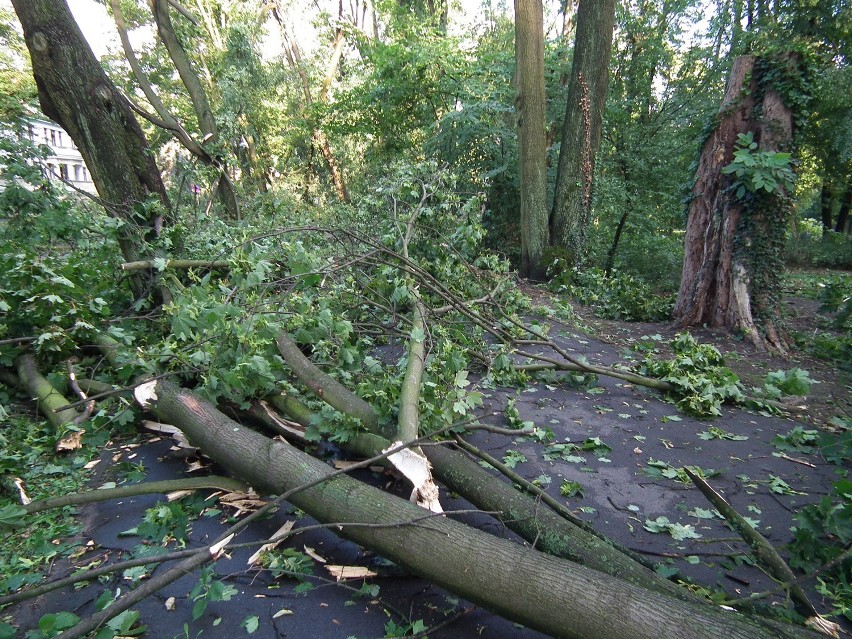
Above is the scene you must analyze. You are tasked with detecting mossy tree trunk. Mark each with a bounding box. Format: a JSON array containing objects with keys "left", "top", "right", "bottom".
[{"left": 150, "top": 0, "right": 240, "bottom": 219}]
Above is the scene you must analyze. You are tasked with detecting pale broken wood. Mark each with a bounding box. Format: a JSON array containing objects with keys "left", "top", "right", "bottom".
[
  {"left": 303, "top": 546, "right": 327, "bottom": 564},
  {"left": 12, "top": 477, "right": 30, "bottom": 505},
  {"left": 56, "top": 429, "right": 85, "bottom": 451},
  {"left": 141, "top": 420, "right": 195, "bottom": 450},
  {"left": 382, "top": 440, "right": 443, "bottom": 513},
  {"left": 218, "top": 489, "right": 266, "bottom": 515},
  {"left": 325, "top": 565, "right": 378, "bottom": 581},
  {"left": 248, "top": 521, "right": 295, "bottom": 565}
]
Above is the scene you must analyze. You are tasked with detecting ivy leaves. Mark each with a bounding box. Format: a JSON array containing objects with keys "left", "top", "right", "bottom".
[{"left": 722, "top": 132, "right": 796, "bottom": 200}]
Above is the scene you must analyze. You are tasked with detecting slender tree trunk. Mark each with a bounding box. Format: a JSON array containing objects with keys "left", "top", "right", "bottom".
[
  {"left": 820, "top": 181, "right": 834, "bottom": 234},
  {"left": 604, "top": 155, "right": 632, "bottom": 276},
  {"left": 12, "top": 0, "right": 170, "bottom": 299},
  {"left": 515, "top": 0, "right": 549, "bottom": 279},
  {"left": 550, "top": 0, "right": 616, "bottom": 265},
  {"left": 835, "top": 183, "right": 851, "bottom": 234},
  {"left": 271, "top": 2, "right": 351, "bottom": 203},
  {"left": 150, "top": 0, "right": 240, "bottom": 219},
  {"left": 673, "top": 55, "right": 796, "bottom": 352}
]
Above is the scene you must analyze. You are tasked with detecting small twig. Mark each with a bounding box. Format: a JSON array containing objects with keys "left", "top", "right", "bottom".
[
  {"left": 725, "top": 546, "right": 852, "bottom": 607},
  {"left": 0, "top": 336, "right": 37, "bottom": 346},
  {"left": 777, "top": 452, "right": 816, "bottom": 468},
  {"left": 405, "top": 607, "right": 474, "bottom": 639},
  {"left": 66, "top": 360, "right": 95, "bottom": 425},
  {"left": 23, "top": 476, "right": 249, "bottom": 513}
]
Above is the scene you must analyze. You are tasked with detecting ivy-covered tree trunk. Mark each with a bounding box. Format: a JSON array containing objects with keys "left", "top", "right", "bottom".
[
  {"left": 12, "top": 0, "right": 170, "bottom": 297},
  {"left": 673, "top": 55, "right": 797, "bottom": 352},
  {"left": 550, "top": 0, "right": 615, "bottom": 265},
  {"left": 515, "top": 0, "right": 549, "bottom": 279}
]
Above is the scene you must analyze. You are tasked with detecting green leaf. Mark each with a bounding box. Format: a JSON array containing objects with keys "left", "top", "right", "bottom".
[
  {"left": 453, "top": 370, "right": 470, "bottom": 388},
  {"left": 0, "top": 504, "right": 27, "bottom": 528},
  {"left": 192, "top": 598, "right": 207, "bottom": 620},
  {"left": 242, "top": 615, "right": 260, "bottom": 634}
]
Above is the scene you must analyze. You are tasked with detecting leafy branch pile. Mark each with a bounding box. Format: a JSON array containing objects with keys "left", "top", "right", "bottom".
[{"left": 638, "top": 332, "right": 813, "bottom": 416}]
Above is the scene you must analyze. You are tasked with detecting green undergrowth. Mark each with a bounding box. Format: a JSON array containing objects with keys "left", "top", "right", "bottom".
[
  {"left": 548, "top": 263, "right": 675, "bottom": 322},
  {"left": 0, "top": 413, "right": 95, "bottom": 596},
  {"left": 784, "top": 271, "right": 852, "bottom": 372},
  {"left": 789, "top": 479, "right": 852, "bottom": 621}
]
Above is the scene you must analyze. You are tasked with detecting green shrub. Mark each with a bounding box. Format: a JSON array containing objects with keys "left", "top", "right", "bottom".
[
  {"left": 786, "top": 230, "right": 852, "bottom": 269},
  {"left": 550, "top": 266, "right": 674, "bottom": 322}
]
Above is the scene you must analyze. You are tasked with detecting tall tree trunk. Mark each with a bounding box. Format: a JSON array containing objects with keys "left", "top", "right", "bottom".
[
  {"left": 271, "top": 2, "right": 351, "bottom": 203},
  {"left": 820, "top": 181, "right": 834, "bottom": 234},
  {"left": 12, "top": 0, "right": 170, "bottom": 299},
  {"left": 550, "top": 0, "right": 616, "bottom": 265},
  {"left": 673, "top": 55, "right": 796, "bottom": 352},
  {"left": 835, "top": 183, "right": 851, "bottom": 234},
  {"left": 515, "top": 0, "right": 549, "bottom": 279},
  {"left": 150, "top": 0, "right": 240, "bottom": 219}
]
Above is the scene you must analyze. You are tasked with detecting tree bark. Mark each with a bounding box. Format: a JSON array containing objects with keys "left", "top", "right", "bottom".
[
  {"left": 835, "top": 182, "right": 851, "bottom": 234},
  {"left": 135, "top": 378, "right": 821, "bottom": 639},
  {"left": 150, "top": 0, "right": 240, "bottom": 219},
  {"left": 674, "top": 56, "right": 755, "bottom": 329},
  {"left": 673, "top": 55, "right": 796, "bottom": 352},
  {"left": 15, "top": 353, "right": 79, "bottom": 430},
  {"left": 514, "top": 0, "right": 549, "bottom": 279},
  {"left": 819, "top": 181, "right": 834, "bottom": 234},
  {"left": 12, "top": 0, "right": 170, "bottom": 298},
  {"left": 550, "top": 0, "right": 616, "bottom": 265}
]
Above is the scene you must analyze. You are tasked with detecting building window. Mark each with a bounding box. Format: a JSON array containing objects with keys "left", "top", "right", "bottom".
[
  {"left": 43, "top": 128, "right": 49, "bottom": 143},
  {"left": 50, "top": 130, "right": 57, "bottom": 146},
  {"left": 27, "top": 125, "right": 34, "bottom": 141},
  {"left": 59, "top": 164, "right": 68, "bottom": 180},
  {"left": 57, "top": 131, "right": 63, "bottom": 147}
]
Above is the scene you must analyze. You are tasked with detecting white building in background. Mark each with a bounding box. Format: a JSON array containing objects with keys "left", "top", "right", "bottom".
[{"left": 25, "top": 117, "right": 96, "bottom": 193}]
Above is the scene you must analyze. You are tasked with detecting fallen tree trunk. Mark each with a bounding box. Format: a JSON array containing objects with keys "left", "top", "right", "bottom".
[
  {"left": 16, "top": 353, "right": 79, "bottom": 429},
  {"left": 134, "top": 378, "right": 820, "bottom": 639},
  {"left": 338, "top": 416, "right": 694, "bottom": 601},
  {"left": 274, "top": 335, "right": 703, "bottom": 599}
]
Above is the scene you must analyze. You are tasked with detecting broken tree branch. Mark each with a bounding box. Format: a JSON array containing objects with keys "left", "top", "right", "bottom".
[
  {"left": 22, "top": 476, "right": 249, "bottom": 513},
  {"left": 120, "top": 259, "right": 229, "bottom": 272},
  {"left": 685, "top": 467, "right": 833, "bottom": 633},
  {"left": 15, "top": 353, "right": 79, "bottom": 429},
  {"left": 275, "top": 331, "right": 382, "bottom": 434}
]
